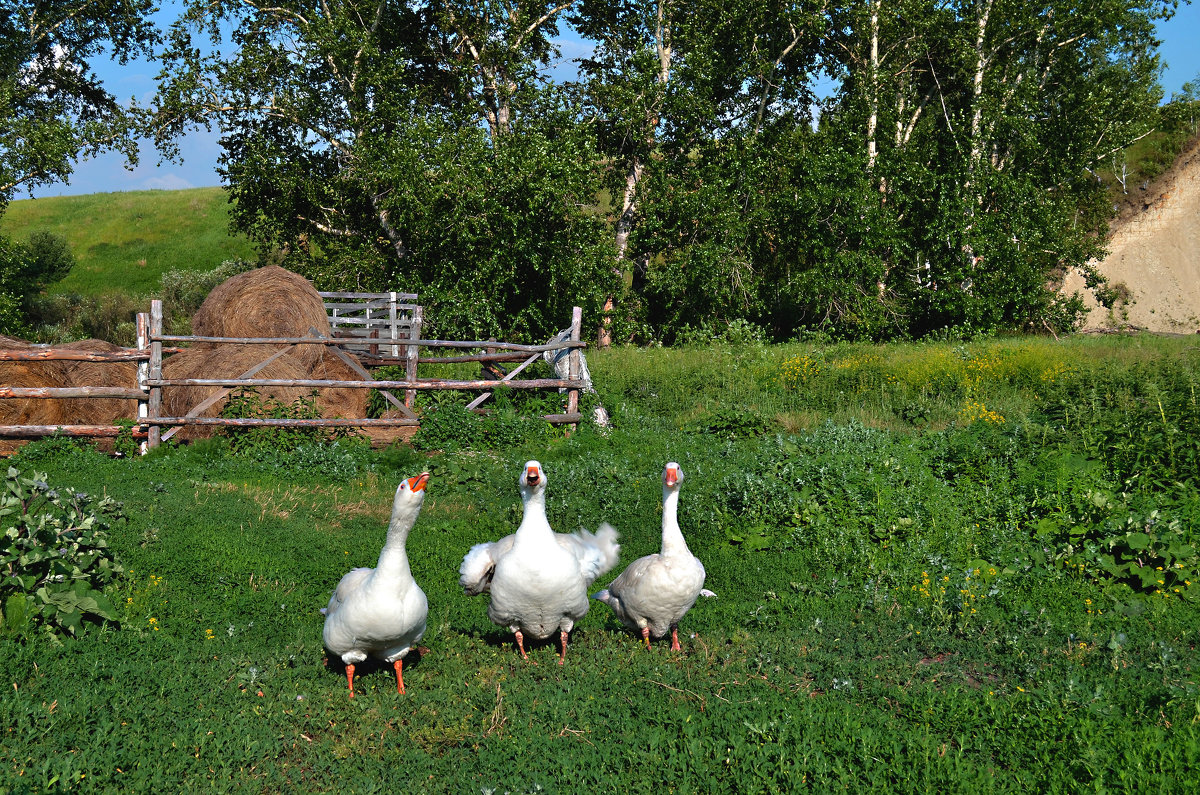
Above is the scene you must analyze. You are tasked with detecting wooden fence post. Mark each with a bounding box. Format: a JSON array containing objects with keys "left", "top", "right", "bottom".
[
  {"left": 405, "top": 305, "right": 423, "bottom": 407},
  {"left": 567, "top": 306, "right": 582, "bottom": 433},
  {"left": 136, "top": 312, "right": 149, "bottom": 455},
  {"left": 148, "top": 300, "right": 163, "bottom": 450},
  {"left": 390, "top": 291, "right": 399, "bottom": 358}
]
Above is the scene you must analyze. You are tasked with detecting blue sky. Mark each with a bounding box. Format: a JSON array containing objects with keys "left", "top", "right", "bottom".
[{"left": 22, "top": 2, "right": 1200, "bottom": 199}]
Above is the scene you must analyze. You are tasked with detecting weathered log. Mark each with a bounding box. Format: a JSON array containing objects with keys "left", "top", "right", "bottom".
[
  {"left": 153, "top": 334, "right": 583, "bottom": 353},
  {"left": 145, "top": 377, "right": 580, "bottom": 391},
  {"left": 542, "top": 413, "right": 584, "bottom": 424},
  {"left": 0, "top": 386, "right": 147, "bottom": 399},
  {"left": 0, "top": 424, "right": 147, "bottom": 438},
  {"left": 146, "top": 416, "right": 420, "bottom": 428},
  {"left": 416, "top": 352, "right": 536, "bottom": 364},
  {"left": 0, "top": 349, "right": 151, "bottom": 362},
  {"left": 566, "top": 306, "right": 582, "bottom": 431}
]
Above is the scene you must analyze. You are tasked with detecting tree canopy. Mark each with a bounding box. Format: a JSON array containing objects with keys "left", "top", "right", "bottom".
[
  {"left": 0, "top": 0, "right": 160, "bottom": 209},
  {"left": 0, "top": 0, "right": 159, "bottom": 334},
  {"left": 146, "top": 0, "right": 1178, "bottom": 342}
]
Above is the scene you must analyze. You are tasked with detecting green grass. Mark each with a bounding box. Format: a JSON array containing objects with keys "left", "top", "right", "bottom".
[
  {"left": 0, "top": 188, "right": 256, "bottom": 296},
  {"left": 588, "top": 333, "right": 1200, "bottom": 434},
  {"left": 2, "top": 334, "right": 1199, "bottom": 792}
]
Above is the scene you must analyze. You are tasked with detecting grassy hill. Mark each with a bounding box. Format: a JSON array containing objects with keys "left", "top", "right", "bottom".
[{"left": 0, "top": 188, "right": 256, "bottom": 296}]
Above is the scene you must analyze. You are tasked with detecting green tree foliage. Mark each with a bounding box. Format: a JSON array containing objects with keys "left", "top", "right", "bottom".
[
  {"left": 151, "top": 0, "right": 618, "bottom": 341},
  {"left": 150, "top": 0, "right": 1174, "bottom": 342},
  {"left": 0, "top": 0, "right": 159, "bottom": 210}
]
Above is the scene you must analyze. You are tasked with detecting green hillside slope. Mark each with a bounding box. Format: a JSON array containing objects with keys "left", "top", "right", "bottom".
[{"left": 0, "top": 188, "right": 256, "bottom": 296}]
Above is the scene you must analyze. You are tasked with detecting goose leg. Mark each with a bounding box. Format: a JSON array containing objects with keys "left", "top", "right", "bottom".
[
  {"left": 558, "top": 630, "right": 569, "bottom": 665},
  {"left": 345, "top": 663, "right": 356, "bottom": 697},
  {"left": 670, "top": 626, "right": 682, "bottom": 652},
  {"left": 393, "top": 659, "right": 406, "bottom": 695},
  {"left": 641, "top": 626, "right": 652, "bottom": 650},
  {"left": 515, "top": 630, "right": 534, "bottom": 662}
]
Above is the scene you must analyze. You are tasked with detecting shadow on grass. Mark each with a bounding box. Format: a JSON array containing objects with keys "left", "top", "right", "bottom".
[{"left": 322, "top": 646, "right": 429, "bottom": 691}]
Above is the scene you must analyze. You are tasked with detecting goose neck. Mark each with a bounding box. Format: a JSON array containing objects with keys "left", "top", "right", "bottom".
[
  {"left": 376, "top": 511, "right": 415, "bottom": 579},
  {"left": 516, "top": 490, "right": 554, "bottom": 541},
  {"left": 375, "top": 535, "right": 412, "bottom": 581},
  {"left": 660, "top": 486, "right": 689, "bottom": 554}
]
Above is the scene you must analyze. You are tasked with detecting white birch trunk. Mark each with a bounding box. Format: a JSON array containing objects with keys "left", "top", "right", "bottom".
[{"left": 601, "top": 0, "right": 673, "bottom": 346}]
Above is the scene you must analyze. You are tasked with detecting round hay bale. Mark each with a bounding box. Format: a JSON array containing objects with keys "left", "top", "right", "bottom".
[
  {"left": 0, "top": 339, "right": 138, "bottom": 457},
  {"left": 57, "top": 340, "right": 139, "bottom": 426},
  {"left": 161, "top": 346, "right": 314, "bottom": 440},
  {"left": 0, "top": 361, "right": 62, "bottom": 426},
  {"left": 306, "top": 349, "right": 369, "bottom": 419},
  {"left": 191, "top": 266, "right": 330, "bottom": 369},
  {"left": 0, "top": 340, "right": 128, "bottom": 426}
]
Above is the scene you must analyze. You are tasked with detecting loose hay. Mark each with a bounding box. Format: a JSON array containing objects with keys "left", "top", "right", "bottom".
[
  {"left": 0, "top": 338, "right": 139, "bottom": 455},
  {"left": 191, "top": 265, "right": 331, "bottom": 369},
  {"left": 58, "top": 340, "right": 139, "bottom": 426},
  {"left": 162, "top": 345, "right": 313, "bottom": 440}
]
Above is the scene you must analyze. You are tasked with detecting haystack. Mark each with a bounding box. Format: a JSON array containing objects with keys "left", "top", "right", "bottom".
[
  {"left": 161, "top": 345, "right": 314, "bottom": 440},
  {"left": 0, "top": 338, "right": 137, "bottom": 427},
  {"left": 306, "top": 349, "right": 369, "bottom": 419},
  {"left": 56, "top": 340, "right": 139, "bottom": 425},
  {"left": 161, "top": 344, "right": 370, "bottom": 439},
  {"left": 191, "top": 265, "right": 330, "bottom": 369}
]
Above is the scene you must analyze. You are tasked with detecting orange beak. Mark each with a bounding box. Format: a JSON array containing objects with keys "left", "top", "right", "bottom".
[
  {"left": 665, "top": 467, "right": 678, "bottom": 487},
  {"left": 408, "top": 473, "right": 430, "bottom": 492},
  {"left": 526, "top": 466, "right": 541, "bottom": 485}
]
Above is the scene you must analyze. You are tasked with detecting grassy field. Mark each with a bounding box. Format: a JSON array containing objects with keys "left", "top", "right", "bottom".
[
  {"left": 0, "top": 188, "right": 256, "bottom": 296},
  {"left": 2, "top": 334, "right": 1199, "bottom": 792}
]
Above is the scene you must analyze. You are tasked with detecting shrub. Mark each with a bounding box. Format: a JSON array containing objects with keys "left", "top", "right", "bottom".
[
  {"left": 0, "top": 466, "right": 125, "bottom": 642},
  {"left": 26, "top": 291, "right": 144, "bottom": 345}
]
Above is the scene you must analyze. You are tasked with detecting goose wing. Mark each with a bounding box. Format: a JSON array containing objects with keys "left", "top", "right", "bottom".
[
  {"left": 322, "top": 567, "right": 372, "bottom": 616},
  {"left": 459, "top": 534, "right": 516, "bottom": 595}
]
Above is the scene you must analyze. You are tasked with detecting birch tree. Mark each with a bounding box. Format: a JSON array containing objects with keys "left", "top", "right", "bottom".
[{"left": 573, "top": 0, "right": 825, "bottom": 342}]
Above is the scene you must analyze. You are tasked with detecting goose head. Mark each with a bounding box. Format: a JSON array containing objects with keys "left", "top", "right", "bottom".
[
  {"left": 389, "top": 472, "right": 430, "bottom": 534},
  {"left": 518, "top": 460, "right": 547, "bottom": 496},
  {"left": 663, "top": 462, "right": 684, "bottom": 490}
]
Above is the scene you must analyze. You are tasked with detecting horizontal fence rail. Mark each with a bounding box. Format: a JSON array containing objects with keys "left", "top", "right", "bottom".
[
  {"left": 147, "top": 417, "right": 422, "bottom": 428},
  {"left": 0, "top": 386, "right": 146, "bottom": 399},
  {"left": 0, "top": 349, "right": 151, "bottom": 362},
  {"left": 0, "top": 299, "right": 587, "bottom": 451},
  {"left": 146, "top": 377, "right": 578, "bottom": 391},
  {"left": 152, "top": 335, "right": 584, "bottom": 352},
  {"left": 0, "top": 425, "right": 147, "bottom": 438}
]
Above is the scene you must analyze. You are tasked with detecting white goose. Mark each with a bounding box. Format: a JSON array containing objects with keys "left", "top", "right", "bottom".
[
  {"left": 459, "top": 460, "right": 619, "bottom": 664},
  {"left": 322, "top": 472, "right": 430, "bottom": 697},
  {"left": 593, "top": 462, "right": 713, "bottom": 651}
]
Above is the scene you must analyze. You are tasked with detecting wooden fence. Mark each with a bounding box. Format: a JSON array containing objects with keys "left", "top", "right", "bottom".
[{"left": 0, "top": 299, "right": 587, "bottom": 452}]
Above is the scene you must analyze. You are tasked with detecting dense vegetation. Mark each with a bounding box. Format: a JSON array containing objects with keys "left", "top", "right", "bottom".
[
  {"left": 5, "top": 1, "right": 1200, "bottom": 345},
  {"left": 2, "top": 334, "right": 1198, "bottom": 792}
]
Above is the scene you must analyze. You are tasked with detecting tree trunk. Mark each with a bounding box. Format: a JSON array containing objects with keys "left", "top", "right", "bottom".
[{"left": 600, "top": 0, "right": 672, "bottom": 346}]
